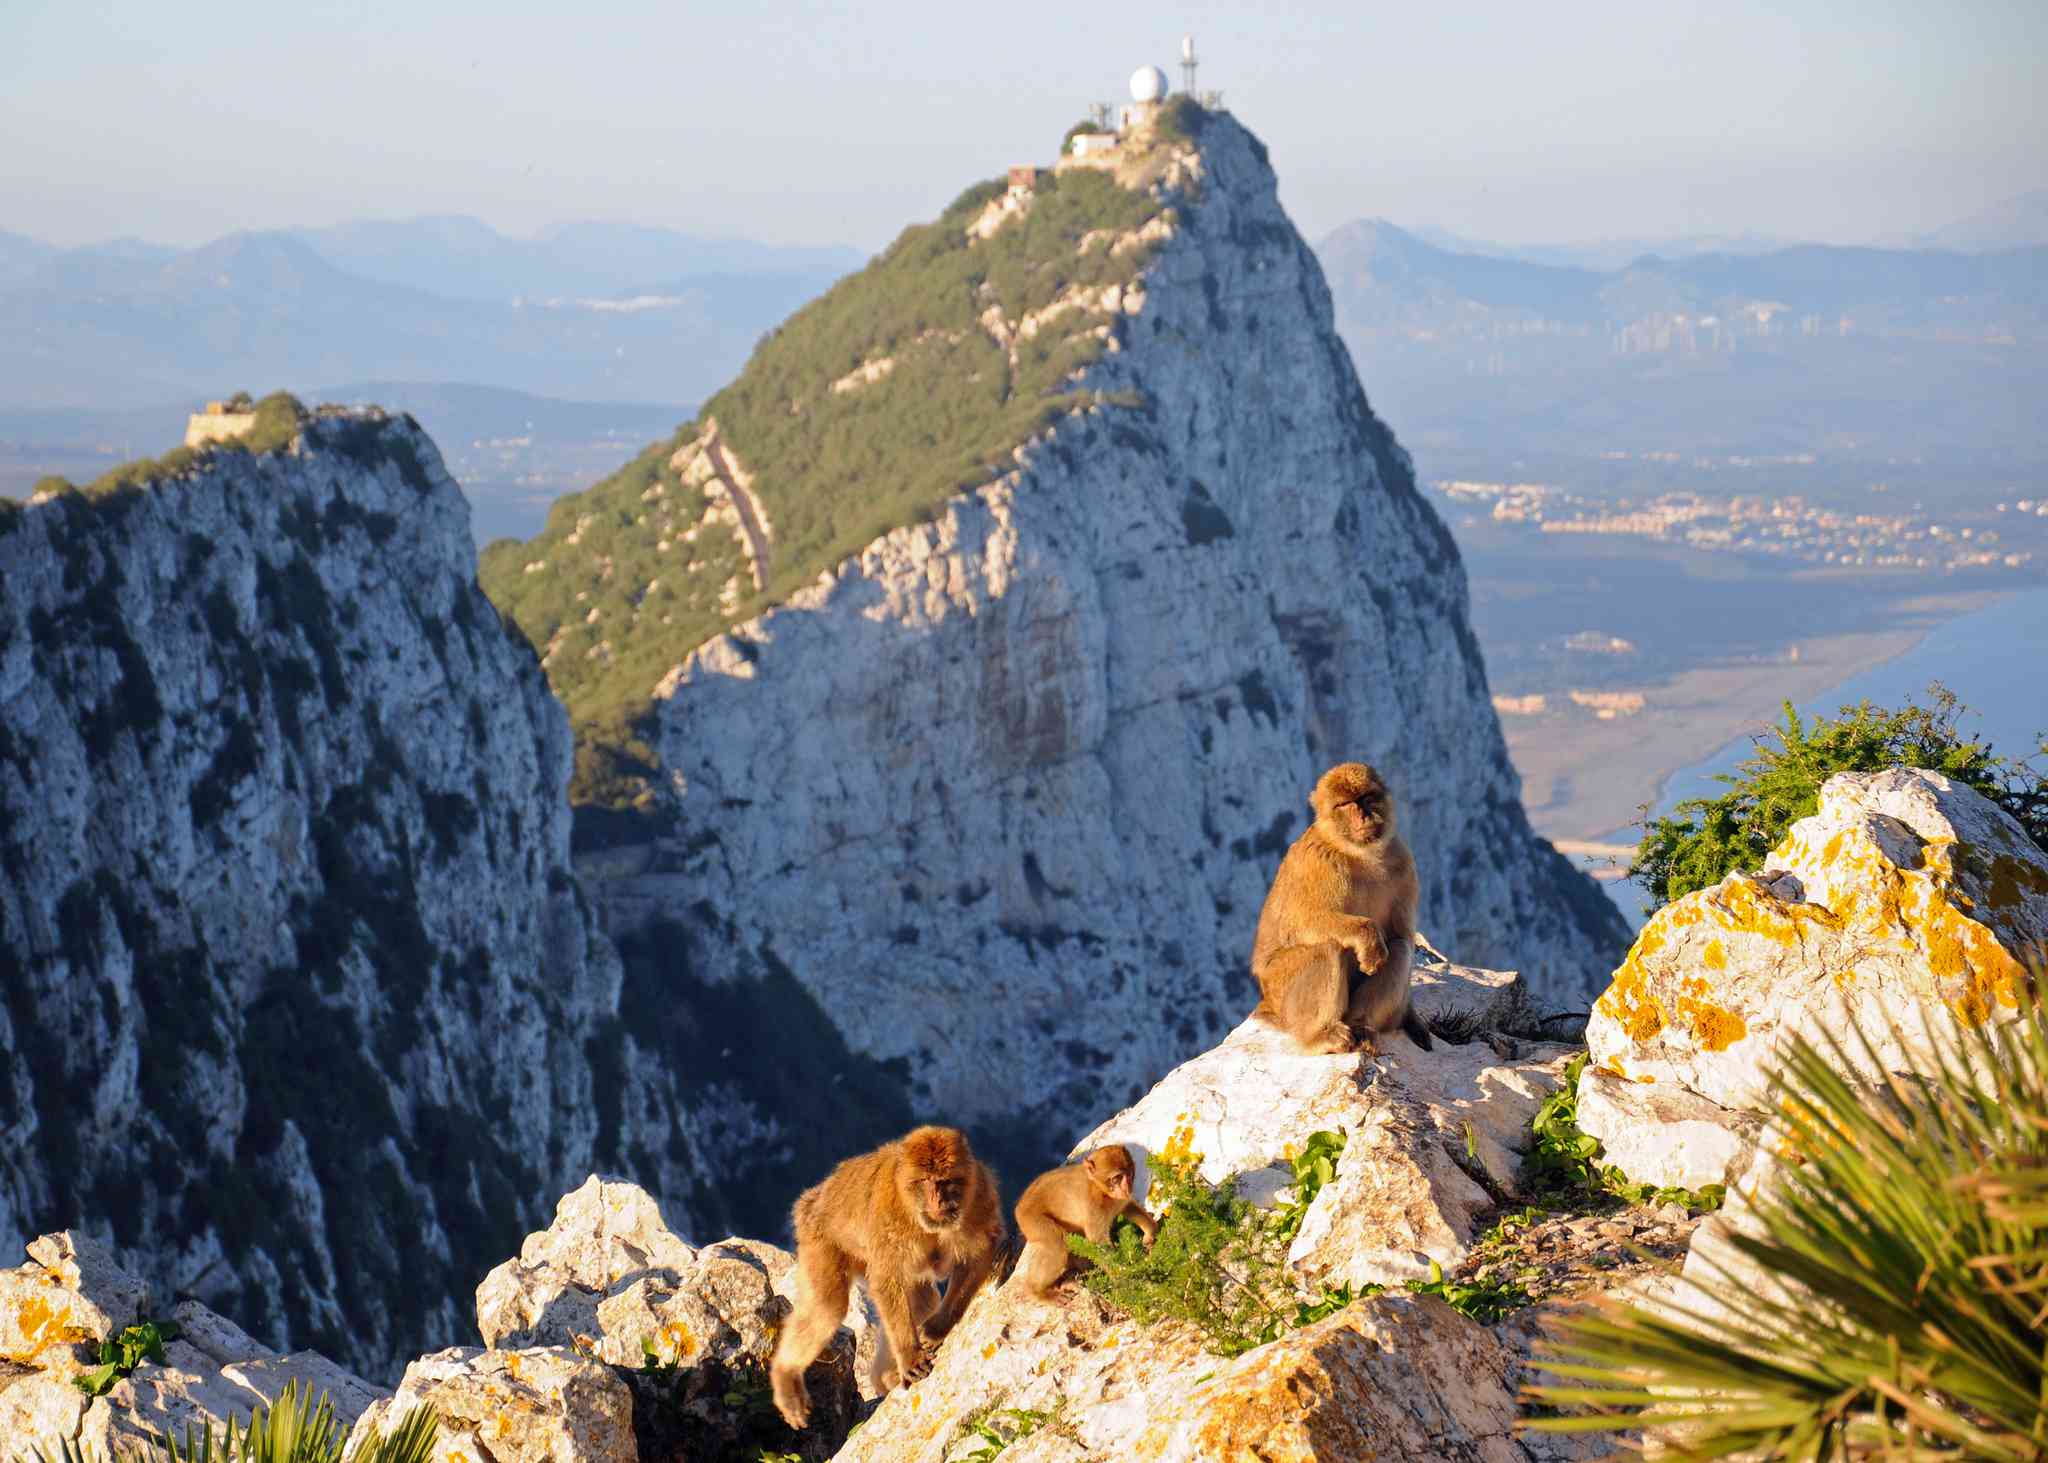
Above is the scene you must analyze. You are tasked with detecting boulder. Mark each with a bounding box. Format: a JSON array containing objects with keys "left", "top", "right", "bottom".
[
  {"left": 1574, "top": 1070, "right": 1758, "bottom": 1193},
  {"left": 0, "top": 1233, "right": 384, "bottom": 1456},
  {"left": 343, "top": 1348, "right": 633, "bottom": 1463},
  {"left": 0, "top": 1232, "right": 152, "bottom": 1366},
  {"left": 831, "top": 1282, "right": 1582, "bottom": 1463},
  {"left": 475, "top": 1175, "right": 699, "bottom": 1350},
  {"left": 1075, "top": 966, "right": 1576, "bottom": 1286},
  {"left": 1581, "top": 769, "right": 2047, "bottom": 1188},
  {"left": 471, "top": 1175, "right": 861, "bottom": 1458}
]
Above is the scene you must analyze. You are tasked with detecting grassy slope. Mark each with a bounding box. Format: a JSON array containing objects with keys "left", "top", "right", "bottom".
[{"left": 479, "top": 152, "right": 1180, "bottom": 807}]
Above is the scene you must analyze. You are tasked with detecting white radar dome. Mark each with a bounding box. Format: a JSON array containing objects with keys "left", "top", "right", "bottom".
[{"left": 1129, "top": 65, "right": 1169, "bottom": 103}]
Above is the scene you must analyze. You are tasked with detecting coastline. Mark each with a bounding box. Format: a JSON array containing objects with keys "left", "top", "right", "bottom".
[{"left": 1505, "top": 586, "right": 2011, "bottom": 859}]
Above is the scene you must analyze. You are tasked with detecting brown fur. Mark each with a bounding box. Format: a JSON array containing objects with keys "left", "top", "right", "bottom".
[
  {"left": 1010, "top": 1145, "right": 1158, "bottom": 1298},
  {"left": 770, "top": 1125, "right": 1005, "bottom": 1430},
  {"left": 1249, "top": 762, "right": 1433, "bottom": 1055}
]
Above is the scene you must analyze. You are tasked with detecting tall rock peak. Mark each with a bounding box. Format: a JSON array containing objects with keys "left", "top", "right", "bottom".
[{"left": 548, "top": 108, "right": 1631, "bottom": 1175}]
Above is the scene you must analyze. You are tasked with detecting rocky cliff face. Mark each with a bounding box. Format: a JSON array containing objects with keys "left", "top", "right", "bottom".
[
  {"left": 594, "top": 112, "right": 1628, "bottom": 1168},
  {"left": 0, "top": 413, "right": 706, "bottom": 1377}
]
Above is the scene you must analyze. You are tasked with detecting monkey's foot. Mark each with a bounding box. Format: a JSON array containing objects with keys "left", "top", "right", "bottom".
[
  {"left": 770, "top": 1373, "right": 810, "bottom": 1431},
  {"left": 1400, "top": 1008, "right": 1436, "bottom": 1051},
  {"left": 1304, "top": 1022, "right": 1364, "bottom": 1056}
]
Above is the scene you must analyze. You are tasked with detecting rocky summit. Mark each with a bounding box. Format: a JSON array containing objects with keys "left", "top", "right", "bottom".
[{"left": 499, "top": 104, "right": 1628, "bottom": 1190}]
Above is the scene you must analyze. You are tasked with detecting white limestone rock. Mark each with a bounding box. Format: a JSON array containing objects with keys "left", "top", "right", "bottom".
[
  {"left": 472, "top": 1174, "right": 864, "bottom": 1444},
  {"left": 343, "top": 1347, "right": 633, "bottom": 1463},
  {"left": 1072, "top": 965, "right": 1575, "bottom": 1287},
  {"left": 592, "top": 109, "right": 1626, "bottom": 1161},
  {"left": 0, "top": 1233, "right": 151, "bottom": 1364},
  {"left": 1574, "top": 1069, "right": 1758, "bottom": 1193},
  {"left": 1582, "top": 768, "right": 2047, "bottom": 1190},
  {"left": 476, "top": 1175, "right": 699, "bottom": 1351},
  {"left": 0, "top": 1234, "right": 383, "bottom": 1457},
  {"left": 1591, "top": 768, "right": 2045, "bottom": 1107},
  {"left": 835, "top": 1248, "right": 1574, "bottom": 1463}
]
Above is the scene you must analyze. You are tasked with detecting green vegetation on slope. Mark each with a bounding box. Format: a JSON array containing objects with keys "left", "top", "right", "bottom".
[
  {"left": 480, "top": 146, "right": 1185, "bottom": 808},
  {"left": 1629, "top": 685, "right": 2048, "bottom": 909}
]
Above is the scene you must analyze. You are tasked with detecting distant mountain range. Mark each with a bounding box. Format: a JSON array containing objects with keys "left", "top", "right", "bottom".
[
  {"left": 1318, "top": 218, "right": 2047, "bottom": 466},
  {"left": 0, "top": 218, "right": 860, "bottom": 409},
  {"left": 6, "top": 194, "right": 2043, "bottom": 477}
]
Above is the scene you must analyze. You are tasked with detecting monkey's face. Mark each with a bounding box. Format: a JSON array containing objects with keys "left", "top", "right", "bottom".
[
  {"left": 910, "top": 1172, "right": 969, "bottom": 1231},
  {"left": 1084, "top": 1148, "right": 1135, "bottom": 1202},
  {"left": 1315, "top": 763, "right": 1394, "bottom": 848}
]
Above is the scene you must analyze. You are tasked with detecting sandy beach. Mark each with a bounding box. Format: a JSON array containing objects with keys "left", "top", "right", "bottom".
[{"left": 1502, "top": 587, "right": 2006, "bottom": 856}]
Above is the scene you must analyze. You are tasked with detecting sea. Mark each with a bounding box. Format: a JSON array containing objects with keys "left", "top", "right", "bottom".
[{"left": 1600, "top": 584, "right": 2048, "bottom": 929}]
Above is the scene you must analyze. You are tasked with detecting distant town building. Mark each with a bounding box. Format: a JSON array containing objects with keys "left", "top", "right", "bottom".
[
  {"left": 1007, "top": 165, "right": 1038, "bottom": 195},
  {"left": 185, "top": 399, "right": 256, "bottom": 448},
  {"left": 1069, "top": 131, "right": 1118, "bottom": 158}
]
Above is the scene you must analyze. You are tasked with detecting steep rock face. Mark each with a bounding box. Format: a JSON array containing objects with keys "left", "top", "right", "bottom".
[
  {"left": 0, "top": 415, "right": 706, "bottom": 1376},
  {"left": 601, "top": 112, "right": 1626, "bottom": 1160}
]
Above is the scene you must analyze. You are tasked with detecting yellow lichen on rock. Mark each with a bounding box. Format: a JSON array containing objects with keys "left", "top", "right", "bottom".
[
  {"left": 1675, "top": 992, "right": 1749, "bottom": 1052},
  {"left": 1593, "top": 946, "right": 1667, "bottom": 1044},
  {"left": 7, "top": 1294, "right": 91, "bottom": 1362}
]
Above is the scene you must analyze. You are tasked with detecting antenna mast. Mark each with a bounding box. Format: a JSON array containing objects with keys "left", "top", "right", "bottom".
[{"left": 1180, "top": 34, "right": 1199, "bottom": 96}]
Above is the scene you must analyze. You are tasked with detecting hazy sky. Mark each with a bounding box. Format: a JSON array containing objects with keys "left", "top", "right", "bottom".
[{"left": 5, "top": 0, "right": 2044, "bottom": 253}]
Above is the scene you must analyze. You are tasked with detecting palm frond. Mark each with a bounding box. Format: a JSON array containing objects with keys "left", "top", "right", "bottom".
[{"left": 1526, "top": 977, "right": 2048, "bottom": 1461}]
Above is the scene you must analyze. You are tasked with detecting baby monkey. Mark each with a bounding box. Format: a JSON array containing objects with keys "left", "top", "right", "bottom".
[{"left": 1011, "top": 1144, "right": 1158, "bottom": 1298}]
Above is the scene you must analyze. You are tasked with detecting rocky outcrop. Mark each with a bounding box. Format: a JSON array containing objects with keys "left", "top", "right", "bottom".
[
  {"left": 472, "top": 1174, "right": 862, "bottom": 1460},
  {"left": 0, "top": 1231, "right": 384, "bottom": 1455},
  {"left": 834, "top": 965, "right": 1602, "bottom": 1462},
  {"left": 1578, "top": 768, "right": 2048, "bottom": 1190},
  {"left": 0, "top": 415, "right": 719, "bottom": 1377},
  {"left": 345, "top": 1348, "right": 635, "bottom": 1463},
  {"left": 588, "top": 109, "right": 1626, "bottom": 1193},
  {"left": 1074, "top": 980, "right": 1575, "bottom": 1288}
]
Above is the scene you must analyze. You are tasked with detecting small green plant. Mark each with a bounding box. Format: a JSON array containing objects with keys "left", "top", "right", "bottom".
[
  {"left": 1405, "top": 1260, "right": 1529, "bottom": 1324},
  {"left": 1529, "top": 985, "right": 2048, "bottom": 1459},
  {"left": 73, "top": 1318, "right": 180, "bottom": 1397},
  {"left": 159, "top": 1381, "right": 436, "bottom": 1463},
  {"left": 1528, "top": 1054, "right": 1724, "bottom": 1213},
  {"left": 1630, "top": 685, "right": 2048, "bottom": 910},
  {"left": 958, "top": 1407, "right": 1051, "bottom": 1462},
  {"left": 1267, "top": 1129, "right": 1345, "bottom": 1244},
  {"left": 1073, "top": 1128, "right": 1367, "bottom": 1356}
]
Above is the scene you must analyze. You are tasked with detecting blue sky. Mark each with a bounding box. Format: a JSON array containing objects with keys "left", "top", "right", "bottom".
[{"left": 4, "top": 0, "right": 2043, "bottom": 251}]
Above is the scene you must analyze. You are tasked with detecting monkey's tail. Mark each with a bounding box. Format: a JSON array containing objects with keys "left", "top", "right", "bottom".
[{"left": 993, "top": 1227, "right": 1025, "bottom": 1284}]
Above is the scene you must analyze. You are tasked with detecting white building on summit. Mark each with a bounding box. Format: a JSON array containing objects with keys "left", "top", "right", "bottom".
[{"left": 1066, "top": 45, "right": 1223, "bottom": 158}]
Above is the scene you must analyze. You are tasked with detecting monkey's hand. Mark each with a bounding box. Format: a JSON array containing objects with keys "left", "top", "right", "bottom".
[
  {"left": 1344, "top": 919, "right": 1389, "bottom": 975},
  {"left": 900, "top": 1345, "right": 935, "bottom": 1382}
]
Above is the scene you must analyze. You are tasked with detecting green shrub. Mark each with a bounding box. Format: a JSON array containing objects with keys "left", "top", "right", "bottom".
[
  {"left": 959, "top": 1407, "right": 1051, "bottom": 1462},
  {"left": 1529, "top": 986, "right": 2048, "bottom": 1459},
  {"left": 1629, "top": 686, "right": 2048, "bottom": 910},
  {"left": 1071, "top": 1128, "right": 1363, "bottom": 1355}
]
